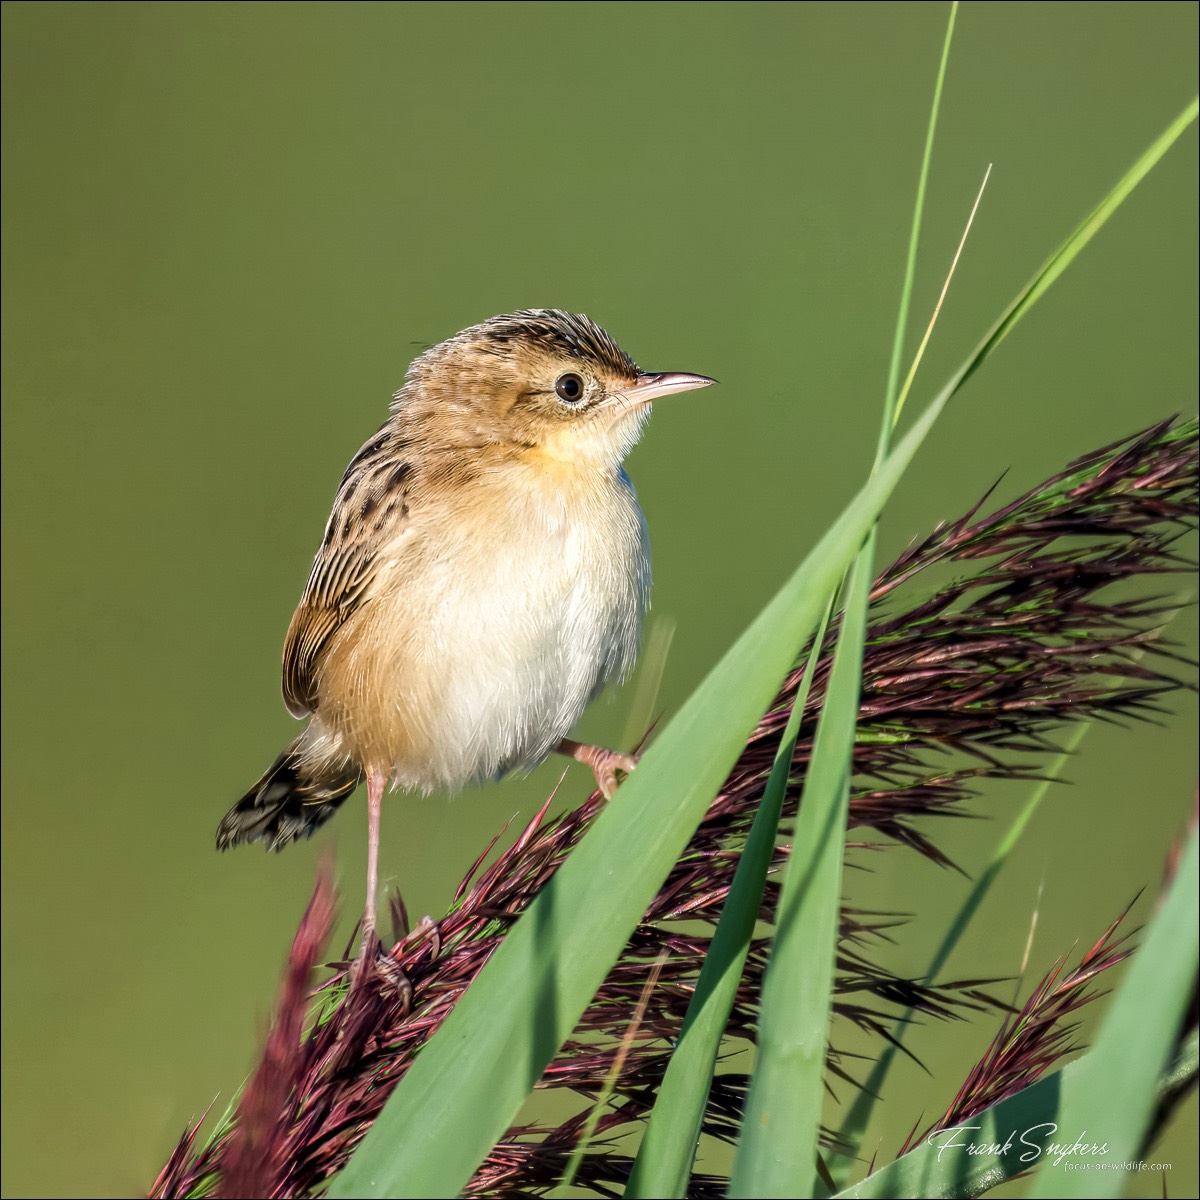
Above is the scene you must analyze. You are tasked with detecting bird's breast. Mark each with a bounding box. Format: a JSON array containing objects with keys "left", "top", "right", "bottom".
[{"left": 316, "top": 464, "right": 649, "bottom": 791}]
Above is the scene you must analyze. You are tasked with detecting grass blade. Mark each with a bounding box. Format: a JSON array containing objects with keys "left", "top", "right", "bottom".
[
  {"left": 729, "top": 544, "right": 873, "bottom": 1197},
  {"left": 833, "top": 870, "right": 1199, "bottom": 1200},
  {"left": 833, "top": 1034, "right": 1198, "bottom": 1199},
  {"left": 624, "top": 597, "right": 836, "bottom": 1199},
  {"left": 878, "top": 0, "right": 957, "bottom": 444},
  {"left": 1027, "top": 826, "right": 1199, "bottom": 1198},
  {"left": 828, "top": 720, "right": 1094, "bottom": 1179}
]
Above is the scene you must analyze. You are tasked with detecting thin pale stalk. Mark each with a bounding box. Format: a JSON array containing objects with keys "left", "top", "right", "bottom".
[
  {"left": 876, "top": 0, "right": 958, "bottom": 447},
  {"left": 893, "top": 164, "right": 992, "bottom": 428},
  {"left": 561, "top": 952, "right": 668, "bottom": 1191}
]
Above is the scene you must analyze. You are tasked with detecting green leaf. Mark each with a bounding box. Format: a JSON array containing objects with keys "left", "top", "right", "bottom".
[
  {"left": 624, "top": 597, "right": 836, "bottom": 1199},
  {"left": 828, "top": 720, "right": 1095, "bottom": 1180},
  {"left": 729, "top": 541, "right": 873, "bottom": 1197},
  {"left": 833, "top": 882, "right": 1199, "bottom": 1200},
  {"left": 1027, "top": 827, "right": 1199, "bottom": 1198}
]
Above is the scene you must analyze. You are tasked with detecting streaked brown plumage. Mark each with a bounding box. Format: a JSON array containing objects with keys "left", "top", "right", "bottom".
[{"left": 217, "top": 309, "right": 714, "bottom": 971}]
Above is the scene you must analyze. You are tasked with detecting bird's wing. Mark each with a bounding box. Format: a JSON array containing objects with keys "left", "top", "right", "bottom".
[{"left": 282, "top": 431, "right": 416, "bottom": 718}]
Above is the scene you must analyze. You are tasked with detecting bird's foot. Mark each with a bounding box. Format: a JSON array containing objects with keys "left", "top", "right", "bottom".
[
  {"left": 557, "top": 739, "right": 640, "bottom": 799},
  {"left": 412, "top": 914, "right": 441, "bottom": 960},
  {"left": 349, "top": 926, "right": 413, "bottom": 1009}
]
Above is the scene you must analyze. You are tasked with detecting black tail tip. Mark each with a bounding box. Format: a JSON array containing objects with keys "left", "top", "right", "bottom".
[{"left": 217, "top": 742, "right": 361, "bottom": 853}]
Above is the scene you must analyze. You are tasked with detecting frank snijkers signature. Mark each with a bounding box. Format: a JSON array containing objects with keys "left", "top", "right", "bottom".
[{"left": 927, "top": 1123, "right": 1110, "bottom": 1168}]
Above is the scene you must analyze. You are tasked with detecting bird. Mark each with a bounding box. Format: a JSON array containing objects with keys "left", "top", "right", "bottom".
[{"left": 216, "top": 308, "right": 715, "bottom": 975}]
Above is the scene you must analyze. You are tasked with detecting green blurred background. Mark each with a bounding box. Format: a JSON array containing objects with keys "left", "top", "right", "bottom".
[{"left": 2, "top": 3, "right": 1196, "bottom": 1196}]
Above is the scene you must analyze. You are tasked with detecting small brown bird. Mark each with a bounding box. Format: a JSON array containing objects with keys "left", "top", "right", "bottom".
[{"left": 217, "top": 309, "right": 714, "bottom": 970}]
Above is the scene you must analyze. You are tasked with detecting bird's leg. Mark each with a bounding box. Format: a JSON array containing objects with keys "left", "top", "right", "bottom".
[
  {"left": 362, "top": 768, "right": 385, "bottom": 953},
  {"left": 556, "top": 738, "right": 639, "bottom": 799},
  {"left": 350, "top": 768, "right": 413, "bottom": 1004}
]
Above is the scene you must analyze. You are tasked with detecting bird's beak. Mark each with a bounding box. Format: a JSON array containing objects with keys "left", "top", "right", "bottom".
[{"left": 620, "top": 371, "right": 718, "bottom": 406}]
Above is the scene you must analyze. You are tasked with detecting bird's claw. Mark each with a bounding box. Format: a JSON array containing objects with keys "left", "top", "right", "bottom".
[
  {"left": 413, "top": 914, "right": 441, "bottom": 960},
  {"left": 556, "top": 737, "right": 640, "bottom": 797},
  {"left": 590, "top": 748, "right": 638, "bottom": 796},
  {"left": 349, "top": 929, "right": 413, "bottom": 1010}
]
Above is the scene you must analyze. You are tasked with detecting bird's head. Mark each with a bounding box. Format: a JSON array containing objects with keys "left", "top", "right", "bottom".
[{"left": 393, "top": 309, "right": 715, "bottom": 466}]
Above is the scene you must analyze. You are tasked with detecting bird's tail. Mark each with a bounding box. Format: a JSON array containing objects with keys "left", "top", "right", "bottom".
[{"left": 216, "top": 736, "right": 362, "bottom": 851}]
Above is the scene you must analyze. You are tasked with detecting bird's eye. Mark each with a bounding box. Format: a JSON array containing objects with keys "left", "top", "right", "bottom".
[{"left": 555, "top": 373, "right": 585, "bottom": 403}]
